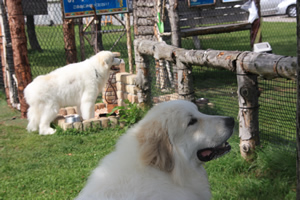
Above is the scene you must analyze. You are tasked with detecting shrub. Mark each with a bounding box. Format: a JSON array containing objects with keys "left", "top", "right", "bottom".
[{"left": 109, "top": 99, "right": 148, "bottom": 128}]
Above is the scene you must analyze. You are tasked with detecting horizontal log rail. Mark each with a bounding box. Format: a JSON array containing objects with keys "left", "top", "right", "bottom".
[
  {"left": 134, "top": 39, "right": 297, "bottom": 80},
  {"left": 180, "top": 23, "right": 252, "bottom": 37}
]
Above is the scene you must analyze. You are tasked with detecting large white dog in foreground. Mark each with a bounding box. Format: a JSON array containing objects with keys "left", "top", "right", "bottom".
[
  {"left": 75, "top": 100, "right": 234, "bottom": 200},
  {"left": 24, "top": 51, "right": 121, "bottom": 135}
]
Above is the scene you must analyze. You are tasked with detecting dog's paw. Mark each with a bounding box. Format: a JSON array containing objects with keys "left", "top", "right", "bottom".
[
  {"left": 27, "top": 123, "right": 38, "bottom": 132},
  {"left": 27, "top": 127, "right": 38, "bottom": 132},
  {"left": 40, "top": 128, "right": 56, "bottom": 135}
]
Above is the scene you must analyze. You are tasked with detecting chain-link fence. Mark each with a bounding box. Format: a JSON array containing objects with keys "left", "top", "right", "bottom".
[
  {"left": 148, "top": 54, "right": 296, "bottom": 151},
  {"left": 259, "top": 78, "right": 296, "bottom": 148},
  {"left": 23, "top": 0, "right": 133, "bottom": 78},
  {"left": 190, "top": 68, "right": 297, "bottom": 150},
  {"left": 151, "top": 0, "right": 297, "bottom": 150}
]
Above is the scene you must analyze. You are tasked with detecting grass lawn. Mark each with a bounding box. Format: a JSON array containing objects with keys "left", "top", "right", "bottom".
[
  {"left": 0, "top": 91, "right": 296, "bottom": 199},
  {"left": 0, "top": 92, "right": 124, "bottom": 199},
  {"left": 182, "top": 21, "right": 296, "bottom": 57}
]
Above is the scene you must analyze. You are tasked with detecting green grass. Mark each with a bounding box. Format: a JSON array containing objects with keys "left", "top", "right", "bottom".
[
  {"left": 0, "top": 93, "right": 125, "bottom": 199},
  {"left": 206, "top": 136, "right": 296, "bottom": 200},
  {"left": 182, "top": 21, "right": 297, "bottom": 56},
  {"left": 0, "top": 126, "right": 124, "bottom": 199},
  {"left": 0, "top": 91, "right": 297, "bottom": 199}
]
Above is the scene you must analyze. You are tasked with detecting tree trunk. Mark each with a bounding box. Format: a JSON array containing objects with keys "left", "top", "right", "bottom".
[
  {"left": 90, "top": 15, "right": 104, "bottom": 53},
  {"left": 60, "top": 0, "right": 77, "bottom": 64},
  {"left": 0, "top": 0, "right": 13, "bottom": 107},
  {"left": 295, "top": 0, "right": 300, "bottom": 198},
  {"left": 62, "top": 18, "right": 77, "bottom": 64},
  {"left": 26, "top": 15, "right": 42, "bottom": 52},
  {"left": 6, "top": 0, "right": 32, "bottom": 118},
  {"left": 78, "top": 18, "right": 85, "bottom": 61},
  {"left": 96, "top": 15, "right": 104, "bottom": 51}
]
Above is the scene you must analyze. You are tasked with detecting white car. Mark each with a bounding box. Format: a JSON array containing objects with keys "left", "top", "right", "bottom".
[{"left": 260, "top": 0, "right": 296, "bottom": 17}]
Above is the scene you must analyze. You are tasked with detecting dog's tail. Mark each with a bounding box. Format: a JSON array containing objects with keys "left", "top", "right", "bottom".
[
  {"left": 24, "top": 82, "right": 34, "bottom": 105},
  {"left": 24, "top": 76, "right": 49, "bottom": 105}
]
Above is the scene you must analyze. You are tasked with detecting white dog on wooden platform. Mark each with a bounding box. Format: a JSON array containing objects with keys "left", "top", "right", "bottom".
[
  {"left": 24, "top": 51, "right": 121, "bottom": 135},
  {"left": 75, "top": 100, "right": 234, "bottom": 200}
]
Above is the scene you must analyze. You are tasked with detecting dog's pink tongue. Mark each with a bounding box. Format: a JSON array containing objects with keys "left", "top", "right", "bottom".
[{"left": 201, "top": 150, "right": 212, "bottom": 157}]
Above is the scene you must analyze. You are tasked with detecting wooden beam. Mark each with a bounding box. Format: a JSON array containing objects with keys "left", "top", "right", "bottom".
[
  {"left": 167, "top": 0, "right": 181, "bottom": 47},
  {"left": 180, "top": 23, "right": 252, "bottom": 37},
  {"left": 134, "top": 39, "right": 297, "bottom": 80}
]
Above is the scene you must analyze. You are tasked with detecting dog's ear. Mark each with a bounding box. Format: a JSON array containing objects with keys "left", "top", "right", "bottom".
[
  {"left": 136, "top": 121, "right": 174, "bottom": 172},
  {"left": 100, "top": 58, "right": 110, "bottom": 69},
  {"left": 96, "top": 52, "right": 111, "bottom": 69}
]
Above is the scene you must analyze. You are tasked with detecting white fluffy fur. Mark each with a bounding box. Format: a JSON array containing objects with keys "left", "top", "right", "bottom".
[
  {"left": 24, "top": 51, "right": 121, "bottom": 135},
  {"left": 75, "top": 100, "right": 234, "bottom": 200}
]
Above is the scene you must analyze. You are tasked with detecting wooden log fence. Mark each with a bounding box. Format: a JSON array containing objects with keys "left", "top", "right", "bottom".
[{"left": 134, "top": 39, "right": 297, "bottom": 159}]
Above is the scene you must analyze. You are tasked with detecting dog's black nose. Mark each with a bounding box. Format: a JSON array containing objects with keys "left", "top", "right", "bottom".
[{"left": 225, "top": 117, "right": 235, "bottom": 129}]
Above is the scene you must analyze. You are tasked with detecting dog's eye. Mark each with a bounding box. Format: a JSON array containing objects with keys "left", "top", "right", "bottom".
[{"left": 188, "top": 118, "right": 197, "bottom": 126}]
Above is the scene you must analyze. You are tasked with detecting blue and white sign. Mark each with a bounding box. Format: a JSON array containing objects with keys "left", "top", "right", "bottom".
[
  {"left": 63, "top": 0, "right": 129, "bottom": 18},
  {"left": 188, "top": 0, "right": 215, "bottom": 7},
  {"left": 222, "top": 0, "right": 242, "bottom": 2}
]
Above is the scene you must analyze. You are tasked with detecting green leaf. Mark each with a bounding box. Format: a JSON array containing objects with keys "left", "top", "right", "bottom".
[
  {"left": 107, "top": 106, "right": 125, "bottom": 116},
  {"left": 157, "top": 12, "right": 164, "bottom": 33}
]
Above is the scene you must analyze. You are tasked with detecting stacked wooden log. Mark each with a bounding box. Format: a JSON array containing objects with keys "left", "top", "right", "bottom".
[{"left": 133, "top": 0, "right": 156, "bottom": 40}]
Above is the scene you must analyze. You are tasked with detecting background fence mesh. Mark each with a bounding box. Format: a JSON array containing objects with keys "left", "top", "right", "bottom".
[
  {"left": 259, "top": 78, "right": 296, "bottom": 149},
  {"left": 25, "top": 1, "right": 132, "bottom": 78},
  {"left": 171, "top": 0, "right": 297, "bottom": 149}
]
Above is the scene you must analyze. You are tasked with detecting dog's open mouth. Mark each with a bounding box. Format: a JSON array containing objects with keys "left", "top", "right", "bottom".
[
  {"left": 110, "top": 65, "right": 120, "bottom": 71},
  {"left": 197, "top": 142, "right": 231, "bottom": 162}
]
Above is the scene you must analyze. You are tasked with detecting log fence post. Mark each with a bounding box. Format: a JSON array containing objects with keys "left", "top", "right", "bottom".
[
  {"left": 236, "top": 52, "right": 260, "bottom": 160},
  {"left": 177, "top": 60, "right": 194, "bottom": 101},
  {"left": 167, "top": 0, "right": 181, "bottom": 48},
  {"left": 125, "top": 13, "right": 133, "bottom": 73},
  {"left": 134, "top": 41, "right": 151, "bottom": 107}
]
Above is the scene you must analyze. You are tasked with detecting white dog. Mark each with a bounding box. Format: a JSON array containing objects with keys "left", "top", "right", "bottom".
[
  {"left": 75, "top": 100, "right": 234, "bottom": 200},
  {"left": 24, "top": 51, "right": 121, "bottom": 135}
]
